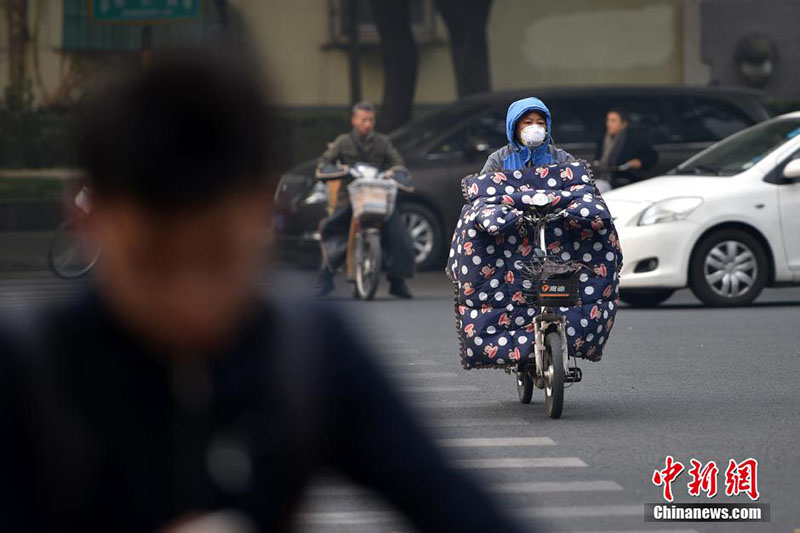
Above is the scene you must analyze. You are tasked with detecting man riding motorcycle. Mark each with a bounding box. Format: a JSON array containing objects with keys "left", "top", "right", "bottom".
[
  {"left": 481, "top": 97, "right": 575, "bottom": 173},
  {"left": 315, "top": 101, "right": 415, "bottom": 298}
]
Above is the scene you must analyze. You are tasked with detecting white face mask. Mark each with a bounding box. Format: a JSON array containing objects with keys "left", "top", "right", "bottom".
[{"left": 520, "top": 124, "right": 547, "bottom": 147}]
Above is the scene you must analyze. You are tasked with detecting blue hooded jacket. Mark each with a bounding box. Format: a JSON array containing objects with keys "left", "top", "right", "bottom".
[{"left": 503, "top": 97, "right": 555, "bottom": 169}]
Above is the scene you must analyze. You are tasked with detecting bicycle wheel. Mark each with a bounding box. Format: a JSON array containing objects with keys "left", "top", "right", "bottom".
[
  {"left": 355, "top": 229, "right": 381, "bottom": 300},
  {"left": 543, "top": 330, "right": 564, "bottom": 419},
  {"left": 48, "top": 220, "right": 101, "bottom": 279}
]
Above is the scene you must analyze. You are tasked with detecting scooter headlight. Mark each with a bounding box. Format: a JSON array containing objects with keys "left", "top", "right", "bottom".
[{"left": 638, "top": 197, "right": 703, "bottom": 226}]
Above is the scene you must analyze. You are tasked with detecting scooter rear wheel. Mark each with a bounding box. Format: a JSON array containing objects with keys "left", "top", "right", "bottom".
[
  {"left": 516, "top": 365, "right": 533, "bottom": 404},
  {"left": 544, "top": 331, "right": 564, "bottom": 419}
]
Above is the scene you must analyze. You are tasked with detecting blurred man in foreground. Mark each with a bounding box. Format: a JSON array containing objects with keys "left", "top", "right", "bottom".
[
  {"left": 593, "top": 107, "right": 658, "bottom": 188},
  {"left": 315, "top": 102, "right": 415, "bottom": 299},
  {"left": 0, "top": 50, "right": 523, "bottom": 532}
]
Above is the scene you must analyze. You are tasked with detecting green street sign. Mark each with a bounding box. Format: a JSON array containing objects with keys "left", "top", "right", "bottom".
[{"left": 89, "top": 0, "right": 204, "bottom": 23}]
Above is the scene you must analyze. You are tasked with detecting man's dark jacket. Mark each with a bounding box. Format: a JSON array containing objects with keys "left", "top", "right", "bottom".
[
  {"left": 0, "top": 292, "right": 521, "bottom": 532},
  {"left": 594, "top": 128, "right": 659, "bottom": 186},
  {"left": 317, "top": 130, "right": 405, "bottom": 210}
]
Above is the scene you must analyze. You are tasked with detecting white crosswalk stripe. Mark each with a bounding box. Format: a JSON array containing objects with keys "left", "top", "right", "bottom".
[
  {"left": 437, "top": 436, "right": 555, "bottom": 447},
  {"left": 309, "top": 479, "right": 622, "bottom": 497},
  {"left": 570, "top": 530, "right": 699, "bottom": 533},
  {"left": 452, "top": 457, "right": 587, "bottom": 469},
  {"left": 399, "top": 384, "right": 480, "bottom": 393},
  {"left": 298, "top": 505, "right": 646, "bottom": 525},
  {"left": 422, "top": 417, "right": 531, "bottom": 427},
  {"left": 391, "top": 371, "right": 460, "bottom": 378}
]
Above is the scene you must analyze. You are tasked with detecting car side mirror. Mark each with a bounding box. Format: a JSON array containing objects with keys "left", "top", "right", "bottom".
[{"left": 783, "top": 158, "right": 800, "bottom": 180}]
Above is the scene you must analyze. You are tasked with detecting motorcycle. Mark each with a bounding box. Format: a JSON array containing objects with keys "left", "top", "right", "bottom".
[{"left": 317, "top": 162, "right": 413, "bottom": 300}]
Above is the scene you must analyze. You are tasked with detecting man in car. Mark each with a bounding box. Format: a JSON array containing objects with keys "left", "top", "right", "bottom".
[
  {"left": 594, "top": 107, "right": 658, "bottom": 187},
  {"left": 315, "top": 102, "right": 415, "bottom": 299},
  {"left": 481, "top": 96, "right": 574, "bottom": 173},
  {"left": 0, "top": 50, "right": 524, "bottom": 533}
]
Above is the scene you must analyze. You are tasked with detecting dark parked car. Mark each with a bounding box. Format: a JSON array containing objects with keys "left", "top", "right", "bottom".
[{"left": 274, "top": 86, "right": 771, "bottom": 270}]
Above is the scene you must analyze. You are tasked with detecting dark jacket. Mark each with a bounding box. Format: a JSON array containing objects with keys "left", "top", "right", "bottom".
[
  {"left": 594, "top": 128, "right": 658, "bottom": 186},
  {"left": 317, "top": 130, "right": 405, "bottom": 210},
  {"left": 0, "top": 292, "right": 522, "bottom": 532}
]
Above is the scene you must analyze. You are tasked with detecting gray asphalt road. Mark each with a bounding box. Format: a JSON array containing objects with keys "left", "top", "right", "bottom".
[{"left": 1, "top": 272, "right": 799, "bottom": 533}]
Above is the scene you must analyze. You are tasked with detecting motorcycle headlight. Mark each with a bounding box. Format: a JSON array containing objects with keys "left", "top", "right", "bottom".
[
  {"left": 302, "top": 181, "right": 329, "bottom": 206},
  {"left": 638, "top": 197, "right": 703, "bottom": 226}
]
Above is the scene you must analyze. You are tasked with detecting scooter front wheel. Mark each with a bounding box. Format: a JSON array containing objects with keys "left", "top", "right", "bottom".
[
  {"left": 543, "top": 330, "right": 564, "bottom": 419},
  {"left": 355, "top": 229, "right": 381, "bottom": 300}
]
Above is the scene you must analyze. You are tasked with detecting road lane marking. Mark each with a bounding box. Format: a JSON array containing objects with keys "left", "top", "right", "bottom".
[
  {"left": 309, "top": 479, "right": 621, "bottom": 497},
  {"left": 391, "top": 371, "right": 460, "bottom": 379},
  {"left": 570, "top": 530, "right": 698, "bottom": 533},
  {"left": 422, "top": 417, "right": 530, "bottom": 427},
  {"left": 452, "top": 457, "right": 586, "bottom": 469},
  {"left": 437, "top": 437, "right": 554, "bottom": 447},
  {"left": 489, "top": 480, "right": 622, "bottom": 493},
  {"left": 517, "top": 504, "right": 641, "bottom": 518},
  {"left": 377, "top": 359, "right": 438, "bottom": 367},
  {"left": 516, "top": 504, "right": 642, "bottom": 518},
  {"left": 297, "top": 511, "right": 393, "bottom": 525},
  {"left": 412, "top": 399, "right": 504, "bottom": 408},
  {"left": 399, "top": 385, "right": 480, "bottom": 393},
  {"left": 297, "top": 504, "right": 642, "bottom": 525}
]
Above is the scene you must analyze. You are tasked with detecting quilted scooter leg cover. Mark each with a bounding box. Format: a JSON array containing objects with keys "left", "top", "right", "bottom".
[{"left": 446, "top": 161, "right": 623, "bottom": 369}]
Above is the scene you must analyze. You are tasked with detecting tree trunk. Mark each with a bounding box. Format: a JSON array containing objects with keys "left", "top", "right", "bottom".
[
  {"left": 6, "top": 0, "right": 28, "bottom": 89},
  {"left": 434, "top": 0, "right": 492, "bottom": 99},
  {"left": 345, "top": 0, "right": 362, "bottom": 105},
  {"left": 369, "top": 0, "right": 417, "bottom": 132}
]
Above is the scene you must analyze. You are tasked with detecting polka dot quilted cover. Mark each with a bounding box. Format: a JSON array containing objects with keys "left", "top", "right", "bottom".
[{"left": 445, "top": 161, "right": 623, "bottom": 369}]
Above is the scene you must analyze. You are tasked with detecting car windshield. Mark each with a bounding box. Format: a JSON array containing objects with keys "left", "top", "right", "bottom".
[
  {"left": 669, "top": 118, "right": 800, "bottom": 176},
  {"left": 390, "top": 102, "right": 490, "bottom": 153}
]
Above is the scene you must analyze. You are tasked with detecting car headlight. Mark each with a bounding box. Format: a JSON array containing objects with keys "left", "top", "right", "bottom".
[
  {"left": 638, "top": 197, "right": 703, "bottom": 226},
  {"left": 302, "top": 181, "right": 329, "bottom": 206}
]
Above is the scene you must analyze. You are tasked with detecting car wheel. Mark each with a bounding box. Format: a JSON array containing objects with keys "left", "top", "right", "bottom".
[
  {"left": 618, "top": 289, "right": 675, "bottom": 307},
  {"left": 689, "top": 229, "right": 767, "bottom": 307},
  {"left": 401, "top": 202, "right": 443, "bottom": 271}
]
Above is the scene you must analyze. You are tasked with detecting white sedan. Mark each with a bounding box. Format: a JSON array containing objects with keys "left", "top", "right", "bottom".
[{"left": 604, "top": 112, "right": 800, "bottom": 307}]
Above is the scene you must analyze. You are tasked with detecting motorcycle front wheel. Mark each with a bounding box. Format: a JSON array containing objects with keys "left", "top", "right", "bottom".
[{"left": 355, "top": 229, "right": 381, "bottom": 300}]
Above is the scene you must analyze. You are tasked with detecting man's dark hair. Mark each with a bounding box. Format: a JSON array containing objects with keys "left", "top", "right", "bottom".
[
  {"left": 78, "top": 47, "right": 275, "bottom": 210},
  {"left": 607, "top": 107, "right": 630, "bottom": 124},
  {"left": 351, "top": 101, "right": 375, "bottom": 115}
]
